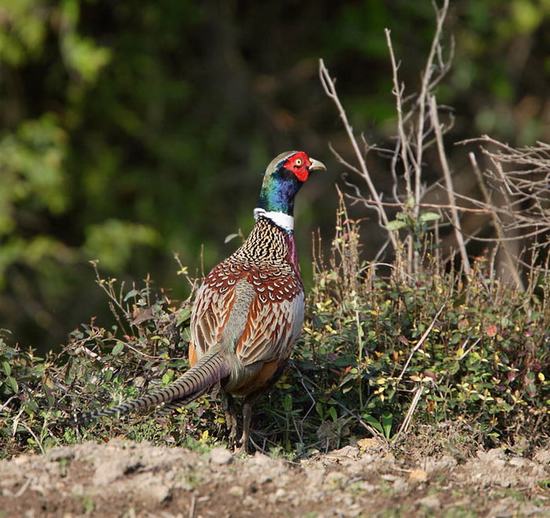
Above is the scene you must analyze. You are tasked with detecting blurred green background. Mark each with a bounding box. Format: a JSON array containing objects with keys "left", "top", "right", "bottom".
[{"left": 0, "top": 0, "right": 548, "bottom": 350}]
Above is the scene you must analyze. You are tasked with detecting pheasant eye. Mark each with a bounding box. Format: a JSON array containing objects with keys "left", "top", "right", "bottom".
[{"left": 294, "top": 158, "right": 303, "bottom": 167}]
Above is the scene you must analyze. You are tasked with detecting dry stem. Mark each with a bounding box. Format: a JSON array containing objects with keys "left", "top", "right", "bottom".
[{"left": 319, "top": 58, "right": 398, "bottom": 251}]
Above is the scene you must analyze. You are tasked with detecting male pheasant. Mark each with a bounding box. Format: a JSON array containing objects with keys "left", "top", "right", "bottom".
[{"left": 83, "top": 151, "right": 326, "bottom": 451}]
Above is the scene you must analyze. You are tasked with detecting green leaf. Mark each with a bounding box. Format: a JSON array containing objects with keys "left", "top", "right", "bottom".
[
  {"left": 381, "top": 412, "right": 393, "bottom": 439},
  {"left": 419, "top": 212, "right": 441, "bottom": 223},
  {"left": 363, "top": 413, "right": 384, "bottom": 435},
  {"left": 282, "top": 394, "right": 293, "bottom": 412},
  {"left": 111, "top": 343, "right": 124, "bottom": 355},
  {"left": 176, "top": 308, "right": 191, "bottom": 326},
  {"left": 448, "top": 361, "right": 460, "bottom": 375},
  {"left": 84, "top": 219, "right": 160, "bottom": 272},
  {"left": 124, "top": 289, "right": 140, "bottom": 301},
  {"left": 2, "top": 360, "right": 11, "bottom": 376},
  {"left": 386, "top": 220, "right": 407, "bottom": 231},
  {"left": 7, "top": 376, "right": 18, "bottom": 394},
  {"left": 162, "top": 369, "right": 174, "bottom": 385}
]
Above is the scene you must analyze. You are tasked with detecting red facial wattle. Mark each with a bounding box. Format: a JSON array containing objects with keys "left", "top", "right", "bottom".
[
  {"left": 294, "top": 168, "right": 309, "bottom": 182},
  {"left": 284, "top": 152, "right": 311, "bottom": 183}
]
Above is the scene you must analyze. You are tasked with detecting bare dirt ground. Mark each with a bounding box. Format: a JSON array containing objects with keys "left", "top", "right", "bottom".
[{"left": 0, "top": 438, "right": 548, "bottom": 517}]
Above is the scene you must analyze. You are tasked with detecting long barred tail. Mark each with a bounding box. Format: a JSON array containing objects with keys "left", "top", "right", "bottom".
[{"left": 80, "top": 348, "right": 230, "bottom": 424}]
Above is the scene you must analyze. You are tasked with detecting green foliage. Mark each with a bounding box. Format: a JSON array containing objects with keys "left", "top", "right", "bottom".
[
  {"left": 0, "top": 0, "right": 48, "bottom": 65},
  {"left": 0, "top": 0, "right": 548, "bottom": 458},
  {"left": 271, "top": 212, "right": 549, "bottom": 450},
  {"left": 0, "top": 212, "right": 547, "bottom": 458},
  {"left": 0, "top": 0, "right": 548, "bottom": 348},
  {"left": 84, "top": 220, "right": 160, "bottom": 271}
]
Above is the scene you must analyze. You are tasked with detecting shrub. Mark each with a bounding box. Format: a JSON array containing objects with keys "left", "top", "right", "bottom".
[{"left": 0, "top": 210, "right": 547, "bottom": 458}]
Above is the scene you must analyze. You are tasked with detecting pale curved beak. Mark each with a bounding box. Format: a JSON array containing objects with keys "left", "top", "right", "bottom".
[{"left": 309, "top": 158, "right": 327, "bottom": 172}]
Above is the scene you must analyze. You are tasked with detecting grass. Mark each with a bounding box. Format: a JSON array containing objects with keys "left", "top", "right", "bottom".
[{"left": 0, "top": 207, "right": 548, "bottom": 459}]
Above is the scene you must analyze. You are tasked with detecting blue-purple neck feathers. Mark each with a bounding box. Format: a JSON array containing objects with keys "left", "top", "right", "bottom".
[{"left": 257, "top": 169, "right": 302, "bottom": 216}]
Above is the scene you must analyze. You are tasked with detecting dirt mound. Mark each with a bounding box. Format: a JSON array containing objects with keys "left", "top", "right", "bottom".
[{"left": 1, "top": 440, "right": 548, "bottom": 516}]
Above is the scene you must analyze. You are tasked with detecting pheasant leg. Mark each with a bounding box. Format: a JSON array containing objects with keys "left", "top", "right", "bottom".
[
  {"left": 235, "top": 399, "right": 254, "bottom": 454},
  {"left": 222, "top": 393, "right": 238, "bottom": 448}
]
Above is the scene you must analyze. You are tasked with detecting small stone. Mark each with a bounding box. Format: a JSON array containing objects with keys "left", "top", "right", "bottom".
[
  {"left": 509, "top": 457, "right": 529, "bottom": 468},
  {"left": 243, "top": 495, "right": 255, "bottom": 507},
  {"left": 418, "top": 495, "right": 441, "bottom": 510},
  {"left": 381, "top": 453, "right": 396, "bottom": 466},
  {"left": 409, "top": 468, "right": 428, "bottom": 483},
  {"left": 71, "top": 484, "right": 84, "bottom": 496},
  {"left": 424, "top": 455, "right": 457, "bottom": 473},
  {"left": 274, "top": 488, "right": 287, "bottom": 501},
  {"left": 392, "top": 477, "right": 408, "bottom": 493},
  {"left": 133, "top": 376, "right": 146, "bottom": 388},
  {"left": 361, "top": 482, "right": 377, "bottom": 493},
  {"left": 357, "top": 437, "right": 385, "bottom": 452},
  {"left": 228, "top": 485, "right": 244, "bottom": 497},
  {"left": 478, "top": 448, "right": 506, "bottom": 461},
  {"left": 328, "top": 445, "right": 359, "bottom": 460},
  {"left": 305, "top": 468, "right": 325, "bottom": 486},
  {"left": 250, "top": 452, "right": 275, "bottom": 467},
  {"left": 323, "top": 471, "right": 345, "bottom": 490},
  {"left": 93, "top": 459, "right": 140, "bottom": 486},
  {"left": 209, "top": 447, "right": 233, "bottom": 465},
  {"left": 141, "top": 483, "right": 171, "bottom": 503},
  {"left": 533, "top": 449, "right": 550, "bottom": 464}
]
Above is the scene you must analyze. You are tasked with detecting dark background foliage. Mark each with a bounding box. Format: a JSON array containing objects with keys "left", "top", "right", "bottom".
[{"left": 0, "top": 0, "right": 548, "bottom": 350}]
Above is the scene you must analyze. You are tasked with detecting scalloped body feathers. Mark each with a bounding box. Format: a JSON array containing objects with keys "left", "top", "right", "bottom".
[{"left": 81, "top": 151, "right": 325, "bottom": 451}]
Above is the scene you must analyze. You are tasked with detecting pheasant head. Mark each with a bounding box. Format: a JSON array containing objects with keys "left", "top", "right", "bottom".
[{"left": 256, "top": 151, "right": 326, "bottom": 230}]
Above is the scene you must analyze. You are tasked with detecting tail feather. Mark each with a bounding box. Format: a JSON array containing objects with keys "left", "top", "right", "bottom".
[
  {"left": 154, "top": 386, "right": 210, "bottom": 417},
  {"left": 80, "top": 348, "right": 230, "bottom": 424}
]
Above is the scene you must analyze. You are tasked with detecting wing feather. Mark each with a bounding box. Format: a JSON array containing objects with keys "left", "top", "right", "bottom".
[
  {"left": 191, "top": 260, "right": 304, "bottom": 367},
  {"left": 236, "top": 291, "right": 304, "bottom": 366},
  {"left": 190, "top": 282, "right": 236, "bottom": 355}
]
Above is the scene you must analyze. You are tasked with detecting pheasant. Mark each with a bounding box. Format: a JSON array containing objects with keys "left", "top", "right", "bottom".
[{"left": 83, "top": 151, "right": 326, "bottom": 451}]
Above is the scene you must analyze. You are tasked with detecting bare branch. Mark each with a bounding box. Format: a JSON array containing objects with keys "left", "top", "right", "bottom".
[
  {"left": 396, "top": 304, "right": 444, "bottom": 384},
  {"left": 429, "top": 95, "right": 471, "bottom": 275},
  {"left": 385, "top": 28, "right": 413, "bottom": 203},
  {"left": 319, "top": 58, "right": 398, "bottom": 250},
  {"left": 413, "top": 0, "right": 450, "bottom": 218},
  {"left": 469, "top": 152, "right": 524, "bottom": 289}
]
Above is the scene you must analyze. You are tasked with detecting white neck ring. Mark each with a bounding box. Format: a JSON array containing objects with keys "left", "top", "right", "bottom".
[{"left": 253, "top": 208, "right": 294, "bottom": 232}]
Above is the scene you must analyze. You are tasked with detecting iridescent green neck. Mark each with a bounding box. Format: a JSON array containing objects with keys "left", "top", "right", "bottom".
[{"left": 257, "top": 171, "right": 302, "bottom": 215}]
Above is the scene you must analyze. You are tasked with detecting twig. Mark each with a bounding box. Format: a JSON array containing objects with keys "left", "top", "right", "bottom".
[
  {"left": 362, "top": 199, "right": 492, "bottom": 214},
  {"left": 469, "top": 152, "right": 524, "bottom": 290},
  {"left": 396, "top": 304, "right": 444, "bottom": 384},
  {"left": 18, "top": 421, "right": 45, "bottom": 455},
  {"left": 412, "top": 0, "right": 450, "bottom": 218},
  {"left": 392, "top": 385, "right": 424, "bottom": 443},
  {"left": 13, "top": 477, "right": 32, "bottom": 498},
  {"left": 112, "top": 338, "right": 167, "bottom": 360},
  {"left": 189, "top": 495, "right": 196, "bottom": 518},
  {"left": 457, "top": 337, "right": 481, "bottom": 361},
  {"left": 429, "top": 96, "right": 471, "bottom": 275},
  {"left": 0, "top": 395, "right": 17, "bottom": 413},
  {"left": 385, "top": 28, "right": 413, "bottom": 203},
  {"left": 319, "top": 59, "right": 398, "bottom": 250}
]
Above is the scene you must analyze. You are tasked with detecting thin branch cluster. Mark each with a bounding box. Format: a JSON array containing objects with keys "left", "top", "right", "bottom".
[{"left": 319, "top": 0, "right": 548, "bottom": 280}]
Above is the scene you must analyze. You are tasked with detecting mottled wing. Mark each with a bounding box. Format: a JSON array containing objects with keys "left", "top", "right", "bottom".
[
  {"left": 190, "top": 279, "right": 236, "bottom": 356},
  {"left": 191, "top": 258, "right": 304, "bottom": 366},
  {"left": 236, "top": 282, "right": 304, "bottom": 366}
]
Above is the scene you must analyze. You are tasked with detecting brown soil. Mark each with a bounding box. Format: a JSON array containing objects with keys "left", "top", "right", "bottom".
[{"left": 0, "top": 439, "right": 548, "bottom": 517}]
